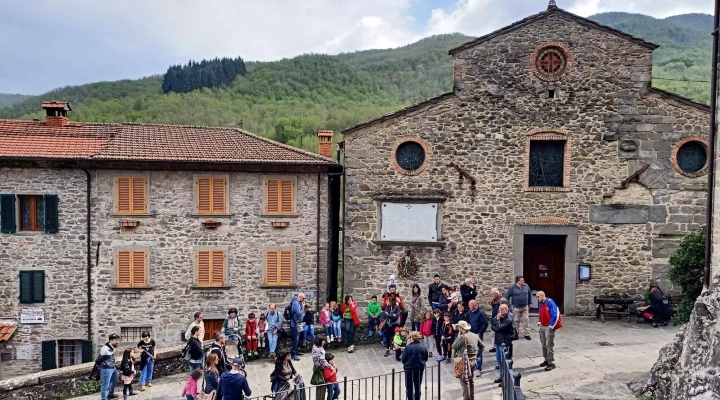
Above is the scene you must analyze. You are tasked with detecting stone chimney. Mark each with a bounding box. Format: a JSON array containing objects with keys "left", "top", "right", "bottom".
[
  {"left": 41, "top": 101, "right": 71, "bottom": 128},
  {"left": 317, "top": 130, "right": 334, "bottom": 158}
]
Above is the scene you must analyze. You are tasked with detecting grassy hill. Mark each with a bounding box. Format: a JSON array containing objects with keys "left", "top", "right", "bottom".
[
  {"left": 0, "top": 93, "right": 31, "bottom": 108},
  {"left": 0, "top": 12, "right": 713, "bottom": 153}
]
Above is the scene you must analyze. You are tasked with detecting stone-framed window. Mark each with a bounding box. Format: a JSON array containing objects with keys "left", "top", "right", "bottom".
[
  {"left": 194, "top": 175, "right": 229, "bottom": 215},
  {"left": 391, "top": 137, "right": 431, "bottom": 176},
  {"left": 41, "top": 339, "right": 92, "bottom": 371},
  {"left": 1, "top": 193, "right": 59, "bottom": 234},
  {"left": 263, "top": 248, "right": 296, "bottom": 287},
  {"left": 114, "top": 175, "right": 148, "bottom": 215},
  {"left": 264, "top": 177, "right": 296, "bottom": 215},
  {"left": 120, "top": 326, "right": 152, "bottom": 342},
  {"left": 671, "top": 136, "right": 709, "bottom": 178},
  {"left": 530, "top": 42, "right": 573, "bottom": 82},
  {"left": 194, "top": 248, "right": 228, "bottom": 287},
  {"left": 524, "top": 128, "right": 572, "bottom": 192},
  {"left": 57, "top": 339, "right": 83, "bottom": 368},
  {"left": 115, "top": 249, "right": 149, "bottom": 288}
]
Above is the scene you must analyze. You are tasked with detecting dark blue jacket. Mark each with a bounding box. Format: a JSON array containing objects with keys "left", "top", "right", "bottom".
[
  {"left": 432, "top": 317, "right": 443, "bottom": 338},
  {"left": 467, "top": 307, "right": 488, "bottom": 335},
  {"left": 290, "top": 299, "right": 304, "bottom": 327},
  {"left": 204, "top": 370, "right": 219, "bottom": 394},
  {"left": 460, "top": 283, "right": 477, "bottom": 305},
  {"left": 218, "top": 371, "right": 252, "bottom": 400},
  {"left": 401, "top": 342, "right": 429, "bottom": 370}
]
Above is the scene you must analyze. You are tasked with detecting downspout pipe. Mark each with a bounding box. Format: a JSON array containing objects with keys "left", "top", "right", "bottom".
[
  {"left": 316, "top": 172, "right": 321, "bottom": 312},
  {"left": 82, "top": 168, "right": 92, "bottom": 341},
  {"left": 339, "top": 142, "right": 346, "bottom": 300},
  {"left": 704, "top": 0, "right": 720, "bottom": 290}
]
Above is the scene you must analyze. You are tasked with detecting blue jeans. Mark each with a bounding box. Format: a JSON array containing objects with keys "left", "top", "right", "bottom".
[
  {"left": 368, "top": 316, "right": 379, "bottom": 333},
  {"left": 100, "top": 368, "right": 117, "bottom": 400},
  {"left": 476, "top": 333, "right": 484, "bottom": 370},
  {"left": 343, "top": 319, "right": 355, "bottom": 346},
  {"left": 189, "top": 362, "right": 202, "bottom": 372},
  {"left": 323, "top": 324, "right": 333, "bottom": 337},
  {"left": 411, "top": 321, "right": 420, "bottom": 331},
  {"left": 140, "top": 357, "right": 154, "bottom": 386},
  {"left": 186, "top": 395, "right": 195, "bottom": 400},
  {"left": 326, "top": 382, "right": 340, "bottom": 400},
  {"left": 268, "top": 330, "right": 279, "bottom": 353},
  {"left": 495, "top": 344, "right": 504, "bottom": 378},
  {"left": 290, "top": 324, "right": 300, "bottom": 357},
  {"left": 333, "top": 320, "right": 342, "bottom": 337},
  {"left": 302, "top": 324, "right": 316, "bottom": 344}
]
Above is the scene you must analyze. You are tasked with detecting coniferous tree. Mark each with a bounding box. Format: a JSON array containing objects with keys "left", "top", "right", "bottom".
[{"left": 161, "top": 56, "right": 247, "bottom": 94}]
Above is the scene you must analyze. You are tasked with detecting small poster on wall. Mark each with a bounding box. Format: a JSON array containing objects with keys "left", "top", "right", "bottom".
[
  {"left": 16, "top": 345, "right": 33, "bottom": 360},
  {"left": 20, "top": 307, "right": 44, "bottom": 324},
  {"left": 579, "top": 264, "right": 591, "bottom": 281}
]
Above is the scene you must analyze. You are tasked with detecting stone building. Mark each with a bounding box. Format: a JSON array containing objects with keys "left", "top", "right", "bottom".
[
  {"left": 0, "top": 102, "right": 340, "bottom": 379},
  {"left": 341, "top": 4, "right": 710, "bottom": 316}
]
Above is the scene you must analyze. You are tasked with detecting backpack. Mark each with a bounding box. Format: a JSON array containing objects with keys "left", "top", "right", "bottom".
[
  {"left": 182, "top": 341, "right": 192, "bottom": 362},
  {"left": 283, "top": 301, "right": 293, "bottom": 321}
]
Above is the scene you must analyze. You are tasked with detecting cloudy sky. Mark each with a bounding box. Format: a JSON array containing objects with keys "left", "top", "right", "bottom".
[{"left": 0, "top": 0, "right": 712, "bottom": 94}]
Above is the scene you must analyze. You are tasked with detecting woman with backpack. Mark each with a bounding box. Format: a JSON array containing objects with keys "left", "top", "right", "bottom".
[{"left": 185, "top": 326, "right": 205, "bottom": 372}]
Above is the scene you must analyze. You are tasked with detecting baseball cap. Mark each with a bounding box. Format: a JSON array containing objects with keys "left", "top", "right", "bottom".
[
  {"left": 232, "top": 357, "right": 244, "bottom": 366},
  {"left": 109, "top": 333, "right": 120, "bottom": 340}
]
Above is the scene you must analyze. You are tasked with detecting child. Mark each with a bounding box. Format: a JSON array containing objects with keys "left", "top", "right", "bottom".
[
  {"left": 393, "top": 327, "right": 408, "bottom": 362},
  {"left": 245, "top": 312, "right": 258, "bottom": 357},
  {"left": 320, "top": 302, "right": 333, "bottom": 342},
  {"left": 120, "top": 348, "right": 136, "bottom": 400},
  {"left": 182, "top": 369, "right": 202, "bottom": 400},
  {"left": 331, "top": 301, "right": 342, "bottom": 343},
  {"left": 441, "top": 313, "right": 454, "bottom": 363},
  {"left": 448, "top": 286, "right": 459, "bottom": 310},
  {"left": 302, "top": 304, "right": 316, "bottom": 348},
  {"left": 367, "top": 295, "right": 381, "bottom": 337},
  {"left": 257, "top": 313, "right": 268, "bottom": 353},
  {"left": 432, "top": 309, "right": 444, "bottom": 361},
  {"left": 419, "top": 311, "right": 434, "bottom": 357},
  {"left": 386, "top": 274, "right": 400, "bottom": 295},
  {"left": 323, "top": 353, "right": 341, "bottom": 400}
]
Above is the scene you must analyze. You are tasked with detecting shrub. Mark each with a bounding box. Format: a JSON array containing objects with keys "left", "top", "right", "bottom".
[{"left": 667, "top": 229, "right": 705, "bottom": 325}]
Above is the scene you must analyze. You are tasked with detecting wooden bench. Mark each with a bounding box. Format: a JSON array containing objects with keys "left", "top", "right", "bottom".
[{"left": 594, "top": 296, "right": 635, "bottom": 323}]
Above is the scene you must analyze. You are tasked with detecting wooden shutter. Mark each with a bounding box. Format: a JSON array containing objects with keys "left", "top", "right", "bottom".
[
  {"left": 132, "top": 251, "right": 147, "bottom": 287},
  {"left": 116, "top": 177, "right": 131, "bottom": 213},
  {"left": 81, "top": 340, "right": 94, "bottom": 363},
  {"left": 0, "top": 194, "right": 16, "bottom": 233},
  {"left": 131, "top": 177, "right": 147, "bottom": 213},
  {"left": 280, "top": 180, "right": 294, "bottom": 213},
  {"left": 265, "top": 250, "right": 293, "bottom": 286},
  {"left": 19, "top": 271, "right": 32, "bottom": 303},
  {"left": 211, "top": 251, "right": 226, "bottom": 285},
  {"left": 266, "top": 179, "right": 279, "bottom": 213},
  {"left": 19, "top": 271, "right": 44, "bottom": 304},
  {"left": 44, "top": 194, "right": 59, "bottom": 233},
  {"left": 196, "top": 250, "right": 211, "bottom": 286},
  {"left": 117, "top": 250, "right": 146, "bottom": 287},
  {"left": 212, "top": 178, "right": 226, "bottom": 214},
  {"left": 41, "top": 340, "right": 57, "bottom": 371},
  {"left": 116, "top": 251, "right": 132, "bottom": 287},
  {"left": 197, "top": 178, "right": 211, "bottom": 214}
]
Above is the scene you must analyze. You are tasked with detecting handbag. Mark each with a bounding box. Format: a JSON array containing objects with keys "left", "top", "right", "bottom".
[
  {"left": 454, "top": 335, "right": 468, "bottom": 379},
  {"left": 509, "top": 326, "right": 519, "bottom": 342},
  {"left": 310, "top": 365, "right": 325, "bottom": 385}
]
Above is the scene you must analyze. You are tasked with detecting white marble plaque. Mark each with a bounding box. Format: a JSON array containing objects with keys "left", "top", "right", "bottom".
[
  {"left": 16, "top": 345, "right": 33, "bottom": 360},
  {"left": 380, "top": 202, "right": 438, "bottom": 242}
]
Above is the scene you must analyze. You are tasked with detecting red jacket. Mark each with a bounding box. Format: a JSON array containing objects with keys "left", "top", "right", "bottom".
[
  {"left": 245, "top": 318, "right": 258, "bottom": 337},
  {"left": 420, "top": 319, "right": 433, "bottom": 337},
  {"left": 323, "top": 366, "right": 337, "bottom": 383},
  {"left": 340, "top": 302, "right": 360, "bottom": 326},
  {"left": 382, "top": 293, "right": 404, "bottom": 310}
]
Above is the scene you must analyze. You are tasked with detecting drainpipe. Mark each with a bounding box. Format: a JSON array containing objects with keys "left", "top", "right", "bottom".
[
  {"left": 339, "top": 142, "right": 346, "bottom": 300},
  {"left": 316, "top": 172, "right": 322, "bottom": 312},
  {"left": 704, "top": 0, "right": 720, "bottom": 290},
  {"left": 82, "top": 168, "right": 92, "bottom": 341}
]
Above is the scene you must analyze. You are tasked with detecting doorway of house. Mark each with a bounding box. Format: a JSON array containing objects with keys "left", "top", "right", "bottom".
[
  {"left": 203, "top": 319, "right": 224, "bottom": 341},
  {"left": 523, "top": 234, "right": 566, "bottom": 313}
]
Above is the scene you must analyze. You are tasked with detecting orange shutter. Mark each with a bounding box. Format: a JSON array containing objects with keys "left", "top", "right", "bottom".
[
  {"left": 131, "top": 177, "right": 147, "bottom": 213},
  {"left": 280, "top": 180, "right": 294, "bottom": 213},
  {"left": 279, "top": 250, "right": 293, "bottom": 285},
  {"left": 266, "top": 179, "right": 279, "bottom": 213},
  {"left": 265, "top": 250, "right": 279, "bottom": 285},
  {"left": 197, "top": 251, "right": 211, "bottom": 286},
  {"left": 212, "top": 179, "right": 226, "bottom": 214},
  {"left": 116, "top": 178, "right": 131, "bottom": 213},
  {"left": 211, "top": 251, "right": 226, "bottom": 285},
  {"left": 117, "top": 251, "right": 132, "bottom": 287},
  {"left": 132, "top": 251, "right": 147, "bottom": 286}
]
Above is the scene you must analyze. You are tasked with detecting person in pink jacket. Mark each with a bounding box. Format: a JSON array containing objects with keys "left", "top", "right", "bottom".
[
  {"left": 320, "top": 302, "right": 333, "bottom": 341},
  {"left": 419, "top": 311, "right": 434, "bottom": 357}
]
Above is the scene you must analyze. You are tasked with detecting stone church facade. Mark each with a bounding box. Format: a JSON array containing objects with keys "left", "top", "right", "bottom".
[{"left": 342, "top": 5, "right": 710, "bottom": 315}]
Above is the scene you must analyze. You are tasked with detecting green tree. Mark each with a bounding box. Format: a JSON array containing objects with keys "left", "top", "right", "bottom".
[{"left": 667, "top": 229, "right": 705, "bottom": 325}]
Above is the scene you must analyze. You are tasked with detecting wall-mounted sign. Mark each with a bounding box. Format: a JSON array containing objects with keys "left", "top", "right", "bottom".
[
  {"left": 21, "top": 307, "right": 45, "bottom": 324},
  {"left": 15, "top": 345, "right": 33, "bottom": 360},
  {"left": 579, "top": 264, "right": 591, "bottom": 281},
  {"left": 291, "top": 291, "right": 315, "bottom": 300}
]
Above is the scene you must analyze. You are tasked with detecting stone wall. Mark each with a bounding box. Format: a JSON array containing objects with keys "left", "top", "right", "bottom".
[
  {"left": 0, "top": 168, "right": 90, "bottom": 379},
  {"left": 343, "top": 12, "right": 709, "bottom": 315}
]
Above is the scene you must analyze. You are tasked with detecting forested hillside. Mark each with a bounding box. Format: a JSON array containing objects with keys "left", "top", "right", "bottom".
[
  {"left": 0, "top": 12, "right": 713, "bottom": 153},
  {"left": 0, "top": 93, "right": 31, "bottom": 108}
]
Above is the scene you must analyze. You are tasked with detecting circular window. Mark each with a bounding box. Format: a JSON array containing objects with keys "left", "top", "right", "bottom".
[
  {"left": 395, "top": 141, "right": 426, "bottom": 172},
  {"left": 676, "top": 141, "right": 708, "bottom": 174},
  {"left": 535, "top": 47, "right": 567, "bottom": 79}
]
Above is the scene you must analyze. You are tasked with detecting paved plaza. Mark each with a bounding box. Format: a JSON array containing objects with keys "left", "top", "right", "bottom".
[{"left": 68, "top": 317, "right": 677, "bottom": 400}]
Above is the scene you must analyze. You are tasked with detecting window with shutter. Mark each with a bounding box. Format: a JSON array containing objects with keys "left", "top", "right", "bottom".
[
  {"left": 81, "top": 340, "right": 93, "bottom": 363},
  {"left": 196, "top": 250, "right": 226, "bottom": 286},
  {"left": 265, "top": 179, "right": 294, "bottom": 214},
  {"left": 116, "top": 250, "right": 148, "bottom": 287},
  {"left": 19, "top": 270, "right": 45, "bottom": 304},
  {"left": 41, "top": 340, "right": 57, "bottom": 371},
  {"left": 116, "top": 177, "right": 147, "bottom": 214},
  {"left": 196, "top": 177, "right": 227, "bottom": 214},
  {"left": 44, "top": 194, "right": 59, "bottom": 233},
  {"left": 18, "top": 195, "right": 44, "bottom": 231},
  {"left": 265, "top": 249, "right": 293, "bottom": 286},
  {"left": 0, "top": 194, "right": 16, "bottom": 233}
]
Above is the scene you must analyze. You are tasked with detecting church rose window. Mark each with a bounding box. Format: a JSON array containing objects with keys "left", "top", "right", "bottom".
[
  {"left": 535, "top": 47, "right": 567, "bottom": 79},
  {"left": 529, "top": 140, "right": 565, "bottom": 187},
  {"left": 673, "top": 139, "right": 708, "bottom": 177},
  {"left": 395, "top": 141, "right": 426, "bottom": 172}
]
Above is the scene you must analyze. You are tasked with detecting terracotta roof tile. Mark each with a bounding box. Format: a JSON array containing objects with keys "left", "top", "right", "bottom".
[
  {"left": 0, "top": 322, "right": 18, "bottom": 342},
  {"left": 41, "top": 101, "right": 71, "bottom": 110},
  {"left": 0, "top": 119, "right": 336, "bottom": 166}
]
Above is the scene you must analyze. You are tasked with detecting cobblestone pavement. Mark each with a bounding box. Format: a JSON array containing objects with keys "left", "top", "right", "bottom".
[{"left": 68, "top": 317, "right": 677, "bottom": 400}]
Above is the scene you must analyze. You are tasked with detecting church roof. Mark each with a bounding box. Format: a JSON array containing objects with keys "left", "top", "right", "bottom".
[{"left": 448, "top": 6, "right": 659, "bottom": 56}]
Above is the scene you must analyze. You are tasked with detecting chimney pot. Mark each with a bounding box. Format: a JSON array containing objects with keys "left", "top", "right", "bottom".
[
  {"left": 317, "top": 130, "right": 334, "bottom": 158},
  {"left": 40, "top": 101, "right": 72, "bottom": 127}
]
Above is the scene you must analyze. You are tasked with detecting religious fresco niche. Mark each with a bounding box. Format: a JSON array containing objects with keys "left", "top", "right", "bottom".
[
  {"left": 672, "top": 137, "right": 709, "bottom": 178},
  {"left": 391, "top": 137, "right": 431, "bottom": 175},
  {"left": 530, "top": 43, "right": 573, "bottom": 82}
]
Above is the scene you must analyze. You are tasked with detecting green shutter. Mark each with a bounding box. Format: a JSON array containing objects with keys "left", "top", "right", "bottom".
[
  {"left": 41, "top": 340, "right": 57, "bottom": 371},
  {"left": 19, "top": 271, "right": 44, "bottom": 304},
  {"left": 81, "top": 340, "right": 93, "bottom": 363},
  {"left": 44, "top": 195, "right": 59, "bottom": 233},
  {"left": 0, "top": 194, "right": 16, "bottom": 233}
]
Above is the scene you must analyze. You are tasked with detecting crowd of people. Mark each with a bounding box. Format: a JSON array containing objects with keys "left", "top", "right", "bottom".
[{"left": 93, "top": 273, "right": 565, "bottom": 400}]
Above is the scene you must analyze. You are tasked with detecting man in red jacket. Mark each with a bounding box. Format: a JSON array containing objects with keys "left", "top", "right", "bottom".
[
  {"left": 382, "top": 284, "right": 407, "bottom": 326},
  {"left": 536, "top": 291, "right": 562, "bottom": 371}
]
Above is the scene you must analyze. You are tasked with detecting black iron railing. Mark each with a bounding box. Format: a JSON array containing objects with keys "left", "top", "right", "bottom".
[
  {"left": 500, "top": 344, "right": 526, "bottom": 400},
  {"left": 248, "top": 361, "right": 442, "bottom": 400}
]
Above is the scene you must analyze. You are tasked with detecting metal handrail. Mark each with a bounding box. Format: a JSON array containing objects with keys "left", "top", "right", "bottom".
[{"left": 500, "top": 344, "right": 526, "bottom": 400}]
